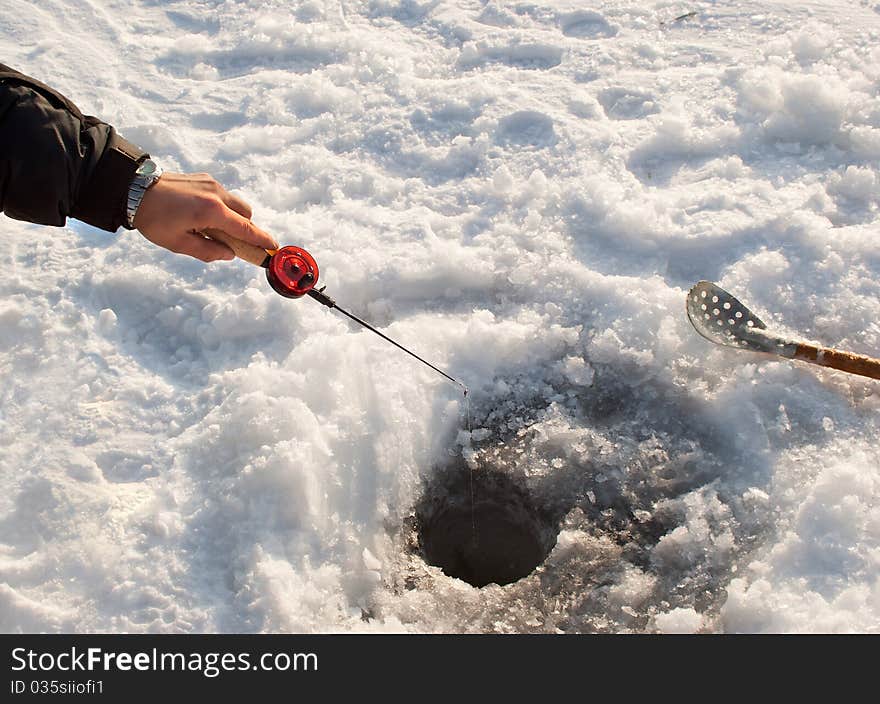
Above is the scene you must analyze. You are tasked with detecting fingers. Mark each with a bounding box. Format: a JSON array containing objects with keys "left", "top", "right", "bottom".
[
  {"left": 134, "top": 170, "right": 281, "bottom": 264},
  {"left": 206, "top": 201, "right": 279, "bottom": 250},
  {"left": 218, "top": 187, "right": 253, "bottom": 219},
  {"left": 176, "top": 232, "right": 235, "bottom": 262}
]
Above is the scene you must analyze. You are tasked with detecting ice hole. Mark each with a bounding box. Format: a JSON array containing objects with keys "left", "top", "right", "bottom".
[{"left": 416, "top": 466, "right": 557, "bottom": 588}]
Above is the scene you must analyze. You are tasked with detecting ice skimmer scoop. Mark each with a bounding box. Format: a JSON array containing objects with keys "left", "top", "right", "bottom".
[{"left": 687, "top": 281, "right": 880, "bottom": 381}]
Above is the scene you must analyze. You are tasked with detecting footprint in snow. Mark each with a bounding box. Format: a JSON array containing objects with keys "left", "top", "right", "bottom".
[
  {"left": 159, "top": 45, "right": 338, "bottom": 80},
  {"left": 410, "top": 103, "right": 482, "bottom": 144},
  {"left": 598, "top": 88, "right": 660, "bottom": 120},
  {"left": 459, "top": 43, "right": 563, "bottom": 71},
  {"left": 495, "top": 111, "right": 557, "bottom": 148},
  {"left": 96, "top": 450, "right": 161, "bottom": 483},
  {"left": 559, "top": 10, "right": 618, "bottom": 39},
  {"left": 165, "top": 10, "right": 220, "bottom": 33}
]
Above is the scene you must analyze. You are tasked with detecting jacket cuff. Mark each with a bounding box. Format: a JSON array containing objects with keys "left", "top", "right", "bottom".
[{"left": 70, "top": 131, "right": 148, "bottom": 232}]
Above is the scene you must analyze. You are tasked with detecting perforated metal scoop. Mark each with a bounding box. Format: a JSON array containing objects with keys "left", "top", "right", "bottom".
[
  {"left": 686, "top": 281, "right": 796, "bottom": 356},
  {"left": 686, "top": 281, "right": 880, "bottom": 381}
]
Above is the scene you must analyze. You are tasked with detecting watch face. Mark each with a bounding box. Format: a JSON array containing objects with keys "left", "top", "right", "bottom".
[{"left": 137, "top": 159, "right": 158, "bottom": 177}]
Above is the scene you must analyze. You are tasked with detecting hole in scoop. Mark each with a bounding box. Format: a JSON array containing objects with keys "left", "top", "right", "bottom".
[{"left": 415, "top": 464, "right": 557, "bottom": 588}]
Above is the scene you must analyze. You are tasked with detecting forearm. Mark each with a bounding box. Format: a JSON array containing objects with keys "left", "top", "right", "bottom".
[
  {"left": 0, "top": 63, "right": 147, "bottom": 232},
  {"left": 0, "top": 63, "right": 278, "bottom": 262}
]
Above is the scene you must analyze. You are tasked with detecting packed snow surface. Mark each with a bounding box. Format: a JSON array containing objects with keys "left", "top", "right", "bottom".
[{"left": 2, "top": 0, "right": 880, "bottom": 633}]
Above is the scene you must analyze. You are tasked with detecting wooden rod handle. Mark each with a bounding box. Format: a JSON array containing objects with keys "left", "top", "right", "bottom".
[
  {"left": 201, "top": 228, "right": 273, "bottom": 267},
  {"left": 793, "top": 343, "right": 880, "bottom": 381}
]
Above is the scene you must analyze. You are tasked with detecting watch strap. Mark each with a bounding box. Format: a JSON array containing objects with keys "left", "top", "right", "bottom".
[{"left": 126, "top": 160, "right": 163, "bottom": 229}]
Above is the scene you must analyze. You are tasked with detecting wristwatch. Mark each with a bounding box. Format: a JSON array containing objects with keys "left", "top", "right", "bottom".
[{"left": 126, "top": 158, "right": 164, "bottom": 229}]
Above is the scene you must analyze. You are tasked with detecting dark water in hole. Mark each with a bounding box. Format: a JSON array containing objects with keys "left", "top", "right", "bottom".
[
  {"left": 398, "top": 365, "right": 779, "bottom": 630},
  {"left": 416, "top": 466, "right": 557, "bottom": 588}
]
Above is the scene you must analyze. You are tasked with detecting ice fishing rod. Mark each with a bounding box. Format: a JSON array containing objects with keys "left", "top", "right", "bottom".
[{"left": 203, "top": 228, "right": 468, "bottom": 394}]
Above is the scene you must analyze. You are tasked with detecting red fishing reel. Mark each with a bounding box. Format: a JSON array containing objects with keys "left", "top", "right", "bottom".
[{"left": 266, "top": 246, "right": 319, "bottom": 298}]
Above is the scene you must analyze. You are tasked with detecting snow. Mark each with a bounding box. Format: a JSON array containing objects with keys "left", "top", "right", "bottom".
[
  {"left": 654, "top": 606, "right": 704, "bottom": 634},
  {"left": 1, "top": 0, "right": 879, "bottom": 633}
]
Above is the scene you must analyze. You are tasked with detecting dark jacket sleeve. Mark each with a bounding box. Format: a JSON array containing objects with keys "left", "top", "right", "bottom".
[{"left": 0, "top": 63, "right": 148, "bottom": 232}]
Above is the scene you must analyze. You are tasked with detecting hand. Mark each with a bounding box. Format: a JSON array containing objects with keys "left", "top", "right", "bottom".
[{"left": 133, "top": 172, "right": 278, "bottom": 262}]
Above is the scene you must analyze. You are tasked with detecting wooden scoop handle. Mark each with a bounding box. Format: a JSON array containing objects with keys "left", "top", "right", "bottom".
[
  {"left": 793, "top": 343, "right": 880, "bottom": 381},
  {"left": 201, "top": 228, "right": 274, "bottom": 267}
]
